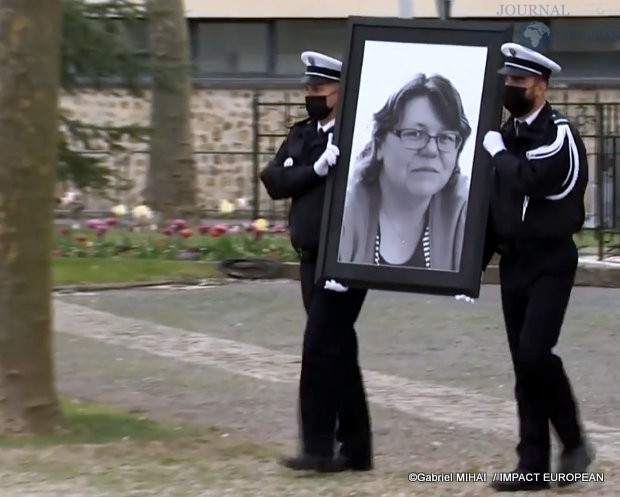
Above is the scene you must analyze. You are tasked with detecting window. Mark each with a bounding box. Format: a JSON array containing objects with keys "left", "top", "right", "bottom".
[
  {"left": 195, "top": 22, "right": 269, "bottom": 75},
  {"left": 547, "top": 51, "right": 620, "bottom": 82},
  {"left": 274, "top": 20, "right": 349, "bottom": 75},
  {"left": 122, "top": 19, "right": 149, "bottom": 55}
]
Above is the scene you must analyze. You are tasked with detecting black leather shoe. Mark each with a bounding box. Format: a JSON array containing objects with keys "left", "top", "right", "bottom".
[
  {"left": 279, "top": 454, "right": 332, "bottom": 471},
  {"left": 557, "top": 441, "right": 595, "bottom": 487},
  {"left": 490, "top": 467, "right": 550, "bottom": 492},
  {"left": 278, "top": 453, "right": 372, "bottom": 473},
  {"left": 319, "top": 454, "right": 373, "bottom": 472}
]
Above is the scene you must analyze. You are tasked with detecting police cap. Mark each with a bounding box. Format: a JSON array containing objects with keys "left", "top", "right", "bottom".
[
  {"left": 300, "top": 51, "right": 342, "bottom": 84},
  {"left": 498, "top": 42, "right": 561, "bottom": 79}
]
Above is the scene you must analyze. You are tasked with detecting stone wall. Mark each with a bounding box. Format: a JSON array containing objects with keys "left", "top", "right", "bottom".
[
  {"left": 60, "top": 85, "right": 620, "bottom": 222},
  {"left": 60, "top": 88, "right": 308, "bottom": 217}
]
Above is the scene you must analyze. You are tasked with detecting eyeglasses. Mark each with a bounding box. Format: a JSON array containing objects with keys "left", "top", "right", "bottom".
[{"left": 391, "top": 129, "right": 462, "bottom": 152}]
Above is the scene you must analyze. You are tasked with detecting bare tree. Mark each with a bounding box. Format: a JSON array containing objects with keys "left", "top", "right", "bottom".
[
  {"left": 144, "top": 0, "right": 198, "bottom": 223},
  {"left": 0, "top": 0, "right": 63, "bottom": 433}
]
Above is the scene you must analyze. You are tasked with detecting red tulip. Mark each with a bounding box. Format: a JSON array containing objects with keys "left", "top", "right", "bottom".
[
  {"left": 76, "top": 234, "right": 88, "bottom": 242},
  {"left": 209, "top": 224, "right": 228, "bottom": 238},
  {"left": 199, "top": 223, "right": 210, "bottom": 234},
  {"left": 162, "top": 227, "right": 173, "bottom": 237},
  {"left": 105, "top": 217, "right": 118, "bottom": 227},
  {"left": 179, "top": 228, "right": 192, "bottom": 239},
  {"left": 59, "top": 227, "right": 70, "bottom": 236}
]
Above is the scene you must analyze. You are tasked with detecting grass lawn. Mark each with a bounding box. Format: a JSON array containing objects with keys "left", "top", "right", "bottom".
[
  {"left": 575, "top": 228, "right": 620, "bottom": 249},
  {"left": 52, "top": 257, "right": 223, "bottom": 286},
  {"left": 0, "top": 398, "right": 197, "bottom": 448}
]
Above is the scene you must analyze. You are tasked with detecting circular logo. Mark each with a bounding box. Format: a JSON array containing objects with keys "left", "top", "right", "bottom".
[{"left": 515, "top": 21, "right": 552, "bottom": 51}]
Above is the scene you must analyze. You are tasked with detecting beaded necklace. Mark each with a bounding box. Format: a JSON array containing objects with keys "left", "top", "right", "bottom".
[{"left": 373, "top": 224, "right": 431, "bottom": 268}]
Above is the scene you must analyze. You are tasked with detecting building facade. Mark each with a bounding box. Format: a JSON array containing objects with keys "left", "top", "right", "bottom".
[{"left": 71, "top": 1, "right": 620, "bottom": 224}]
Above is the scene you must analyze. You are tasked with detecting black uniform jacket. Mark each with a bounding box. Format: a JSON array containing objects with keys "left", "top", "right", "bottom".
[
  {"left": 482, "top": 102, "right": 589, "bottom": 270},
  {"left": 259, "top": 118, "right": 331, "bottom": 251}
]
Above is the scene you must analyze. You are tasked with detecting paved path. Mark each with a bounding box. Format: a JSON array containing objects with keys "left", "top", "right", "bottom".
[
  {"left": 580, "top": 255, "right": 620, "bottom": 266},
  {"left": 44, "top": 282, "right": 620, "bottom": 495}
]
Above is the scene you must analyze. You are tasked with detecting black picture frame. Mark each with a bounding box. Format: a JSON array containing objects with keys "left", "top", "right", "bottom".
[{"left": 316, "top": 17, "right": 514, "bottom": 298}]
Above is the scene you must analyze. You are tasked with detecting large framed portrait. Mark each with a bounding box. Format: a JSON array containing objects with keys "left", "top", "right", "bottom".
[{"left": 316, "top": 17, "right": 513, "bottom": 298}]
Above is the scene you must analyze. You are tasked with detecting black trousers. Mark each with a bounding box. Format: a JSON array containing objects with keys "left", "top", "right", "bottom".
[
  {"left": 296, "top": 258, "right": 372, "bottom": 464},
  {"left": 499, "top": 238, "right": 584, "bottom": 472}
]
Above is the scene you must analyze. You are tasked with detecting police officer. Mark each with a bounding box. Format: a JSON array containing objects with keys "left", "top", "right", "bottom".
[
  {"left": 481, "top": 43, "right": 594, "bottom": 491},
  {"left": 259, "top": 51, "right": 372, "bottom": 472}
]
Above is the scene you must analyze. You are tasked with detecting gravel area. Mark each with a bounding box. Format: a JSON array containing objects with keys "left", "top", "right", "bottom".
[{"left": 59, "top": 282, "right": 620, "bottom": 427}]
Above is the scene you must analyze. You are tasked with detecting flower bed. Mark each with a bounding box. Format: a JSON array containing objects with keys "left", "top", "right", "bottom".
[{"left": 54, "top": 215, "right": 298, "bottom": 262}]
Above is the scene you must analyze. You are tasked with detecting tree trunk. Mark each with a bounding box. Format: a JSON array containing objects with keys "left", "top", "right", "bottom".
[
  {"left": 144, "top": 0, "right": 198, "bottom": 224},
  {"left": 0, "top": 0, "right": 63, "bottom": 434}
]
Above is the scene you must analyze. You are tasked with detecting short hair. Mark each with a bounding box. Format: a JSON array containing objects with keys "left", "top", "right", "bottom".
[{"left": 354, "top": 73, "right": 472, "bottom": 184}]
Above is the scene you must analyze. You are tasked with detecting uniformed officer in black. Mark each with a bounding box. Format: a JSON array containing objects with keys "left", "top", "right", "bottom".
[
  {"left": 259, "top": 51, "right": 372, "bottom": 472},
  {"left": 481, "top": 43, "right": 594, "bottom": 492}
]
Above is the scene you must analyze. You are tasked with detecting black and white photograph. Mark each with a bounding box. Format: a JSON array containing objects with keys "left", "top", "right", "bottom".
[
  {"left": 337, "top": 40, "right": 487, "bottom": 271},
  {"left": 316, "top": 18, "right": 513, "bottom": 297}
]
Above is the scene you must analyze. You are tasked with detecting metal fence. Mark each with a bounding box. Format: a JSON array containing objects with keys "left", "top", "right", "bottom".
[
  {"left": 251, "top": 98, "right": 620, "bottom": 258},
  {"left": 545, "top": 102, "right": 620, "bottom": 258},
  {"left": 64, "top": 94, "right": 620, "bottom": 259}
]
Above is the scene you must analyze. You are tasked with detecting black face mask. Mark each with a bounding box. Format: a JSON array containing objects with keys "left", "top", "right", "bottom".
[
  {"left": 503, "top": 85, "right": 535, "bottom": 117},
  {"left": 305, "top": 95, "right": 332, "bottom": 121}
]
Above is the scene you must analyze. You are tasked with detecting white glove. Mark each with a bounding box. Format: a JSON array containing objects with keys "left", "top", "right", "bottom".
[
  {"left": 455, "top": 294, "right": 476, "bottom": 304},
  {"left": 324, "top": 279, "right": 348, "bottom": 292},
  {"left": 313, "top": 133, "right": 340, "bottom": 177},
  {"left": 454, "top": 271, "right": 484, "bottom": 303},
  {"left": 483, "top": 131, "right": 506, "bottom": 157}
]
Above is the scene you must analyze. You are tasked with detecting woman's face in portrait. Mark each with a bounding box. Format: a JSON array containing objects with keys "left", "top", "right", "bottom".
[{"left": 377, "top": 96, "right": 461, "bottom": 197}]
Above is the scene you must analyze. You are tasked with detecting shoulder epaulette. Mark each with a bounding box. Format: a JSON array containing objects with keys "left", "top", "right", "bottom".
[
  {"left": 550, "top": 110, "right": 570, "bottom": 127},
  {"left": 288, "top": 117, "right": 312, "bottom": 129}
]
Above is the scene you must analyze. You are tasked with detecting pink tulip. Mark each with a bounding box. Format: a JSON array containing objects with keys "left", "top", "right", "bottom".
[
  {"left": 162, "top": 227, "right": 173, "bottom": 237},
  {"left": 86, "top": 219, "right": 102, "bottom": 229},
  {"left": 96, "top": 226, "right": 107, "bottom": 237},
  {"left": 198, "top": 223, "right": 210, "bottom": 234},
  {"left": 171, "top": 219, "right": 187, "bottom": 231}
]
